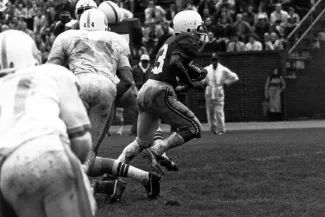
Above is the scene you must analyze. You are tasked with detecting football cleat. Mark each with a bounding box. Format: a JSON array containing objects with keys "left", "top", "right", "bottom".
[
  {"left": 157, "top": 155, "right": 179, "bottom": 171},
  {"left": 144, "top": 172, "right": 162, "bottom": 199},
  {"left": 142, "top": 149, "right": 165, "bottom": 176},
  {"left": 94, "top": 180, "right": 126, "bottom": 203},
  {"left": 109, "top": 179, "right": 126, "bottom": 203}
]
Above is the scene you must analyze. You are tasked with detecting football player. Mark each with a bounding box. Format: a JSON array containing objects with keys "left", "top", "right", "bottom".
[
  {"left": 117, "top": 10, "right": 208, "bottom": 175},
  {"left": 0, "top": 30, "right": 96, "bottom": 217},
  {"left": 47, "top": 9, "right": 162, "bottom": 200},
  {"left": 67, "top": 0, "right": 98, "bottom": 30}
]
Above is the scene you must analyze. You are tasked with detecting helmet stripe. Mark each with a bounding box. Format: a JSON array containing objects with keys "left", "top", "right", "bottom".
[
  {"left": 105, "top": 1, "right": 118, "bottom": 23},
  {"left": 86, "top": 10, "right": 91, "bottom": 28},
  {"left": 1, "top": 32, "right": 8, "bottom": 69}
]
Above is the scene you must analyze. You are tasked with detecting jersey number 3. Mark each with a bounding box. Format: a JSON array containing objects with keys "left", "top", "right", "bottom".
[{"left": 152, "top": 44, "right": 168, "bottom": 74}]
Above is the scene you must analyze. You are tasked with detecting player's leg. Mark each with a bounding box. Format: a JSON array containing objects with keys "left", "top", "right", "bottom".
[
  {"left": 215, "top": 102, "right": 226, "bottom": 134},
  {"left": 152, "top": 126, "right": 179, "bottom": 171},
  {"left": 0, "top": 135, "right": 96, "bottom": 217},
  {"left": 117, "top": 111, "right": 160, "bottom": 164},
  {"left": 146, "top": 88, "right": 202, "bottom": 158},
  {"left": 115, "top": 107, "right": 124, "bottom": 135},
  {"left": 87, "top": 157, "right": 162, "bottom": 198}
]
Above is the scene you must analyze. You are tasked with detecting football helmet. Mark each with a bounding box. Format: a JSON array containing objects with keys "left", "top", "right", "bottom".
[
  {"left": 98, "top": 1, "right": 122, "bottom": 24},
  {"left": 0, "top": 30, "right": 41, "bottom": 73},
  {"left": 80, "top": 9, "right": 108, "bottom": 31},
  {"left": 173, "top": 10, "right": 207, "bottom": 42},
  {"left": 75, "top": 0, "right": 97, "bottom": 20}
]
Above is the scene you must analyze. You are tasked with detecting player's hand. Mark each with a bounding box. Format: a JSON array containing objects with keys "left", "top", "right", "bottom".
[{"left": 192, "top": 81, "right": 205, "bottom": 90}]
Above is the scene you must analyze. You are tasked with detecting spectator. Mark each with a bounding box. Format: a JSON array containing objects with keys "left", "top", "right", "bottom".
[
  {"left": 203, "top": 52, "right": 239, "bottom": 135},
  {"left": 143, "top": 22, "right": 163, "bottom": 55},
  {"left": 202, "top": 7, "right": 211, "bottom": 21},
  {"left": 227, "top": 34, "right": 245, "bottom": 52},
  {"left": 198, "top": 0, "right": 217, "bottom": 17},
  {"left": 254, "top": 14, "right": 270, "bottom": 41},
  {"left": 233, "top": 13, "right": 252, "bottom": 42},
  {"left": 245, "top": 34, "right": 263, "bottom": 51},
  {"left": 156, "top": 21, "right": 174, "bottom": 52},
  {"left": 184, "top": 0, "right": 197, "bottom": 11},
  {"left": 264, "top": 68, "right": 286, "bottom": 121},
  {"left": 165, "top": 2, "right": 178, "bottom": 22},
  {"left": 21, "top": 21, "right": 35, "bottom": 40},
  {"left": 215, "top": 0, "right": 236, "bottom": 18},
  {"left": 201, "top": 31, "right": 224, "bottom": 53},
  {"left": 213, "top": 7, "right": 232, "bottom": 24},
  {"left": 254, "top": 6, "right": 269, "bottom": 25},
  {"left": 14, "top": 2, "right": 27, "bottom": 19},
  {"left": 270, "top": 32, "right": 284, "bottom": 50},
  {"left": 286, "top": 6, "right": 300, "bottom": 39},
  {"left": 47, "top": 6, "right": 59, "bottom": 27},
  {"left": 3, "top": 1, "right": 15, "bottom": 22},
  {"left": 271, "top": 19, "right": 285, "bottom": 38},
  {"left": 55, "top": 0, "right": 75, "bottom": 19},
  {"left": 270, "top": 3, "right": 288, "bottom": 27},
  {"left": 34, "top": 8, "right": 47, "bottom": 34},
  {"left": 243, "top": 5, "right": 255, "bottom": 27},
  {"left": 263, "top": 32, "right": 274, "bottom": 50},
  {"left": 204, "top": 16, "right": 216, "bottom": 32},
  {"left": 144, "top": 0, "right": 165, "bottom": 25},
  {"left": 214, "top": 15, "right": 233, "bottom": 43},
  {"left": 132, "top": 54, "right": 152, "bottom": 90}
]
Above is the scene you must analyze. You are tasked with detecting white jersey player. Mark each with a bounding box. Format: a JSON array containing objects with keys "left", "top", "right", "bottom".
[
  {"left": 0, "top": 30, "right": 96, "bottom": 217},
  {"left": 47, "top": 9, "right": 162, "bottom": 200}
]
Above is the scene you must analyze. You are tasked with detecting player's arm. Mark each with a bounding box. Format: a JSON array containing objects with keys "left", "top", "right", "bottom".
[
  {"left": 58, "top": 72, "right": 92, "bottom": 164},
  {"left": 116, "top": 65, "right": 134, "bottom": 99},
  {"left": 169, "top": 54, "right": 203, "bottom": 89},
  {"left": 47, "top": 33, "right": 68, "bottom": 66},
  {"left": 116, "top": 43, "right": 135, "bottom": 98}
]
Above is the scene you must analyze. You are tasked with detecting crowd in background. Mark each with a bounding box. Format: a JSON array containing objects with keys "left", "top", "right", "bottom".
[{"left": 0, "top": 0, "right": 314, "bottom": 61}]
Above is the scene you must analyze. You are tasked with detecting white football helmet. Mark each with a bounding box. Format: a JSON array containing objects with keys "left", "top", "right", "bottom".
[
  {"left": 75, "top": 0, "right": 97, "bottom": 20},
  {"left": 98, "top": 1, "right": 122, "bottom": 24},
  {"left": 173, "top": 10, "right": 207, "bottom": 41},
  {"left": 80, "top": 9, "right": 108, "bottom": 31},
  {"left": 0, "top": 30, "right": 41, "bottom": 73}
]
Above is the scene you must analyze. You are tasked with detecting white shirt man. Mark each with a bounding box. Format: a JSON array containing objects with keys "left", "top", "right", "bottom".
[
  {"left": 245, "top": 35, "right": 263, "bottom": 51},
  {"left": 270, "top": 3, "right": 288, "bottom": 26},
  {"left": 203, "top": 53, "right": 239, "bottom": 135}
]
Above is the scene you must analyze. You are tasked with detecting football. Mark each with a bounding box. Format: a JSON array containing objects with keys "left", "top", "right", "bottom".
[{"left": 187, "top": 64, "right": 207, "bottom": 82}]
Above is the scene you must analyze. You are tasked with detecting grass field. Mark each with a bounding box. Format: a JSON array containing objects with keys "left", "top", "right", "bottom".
[{"left": 95, "top": 127, "right": 325, "bottom": 217}]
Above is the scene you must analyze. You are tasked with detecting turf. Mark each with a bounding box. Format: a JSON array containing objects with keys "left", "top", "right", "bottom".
[{"left": 95, "top": 128, "right": 325, "bottom": 217}]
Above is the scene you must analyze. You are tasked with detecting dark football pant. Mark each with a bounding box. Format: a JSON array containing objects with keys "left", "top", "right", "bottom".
[{"left": 136, "top": 79, "right": 202, "bottom": 145}]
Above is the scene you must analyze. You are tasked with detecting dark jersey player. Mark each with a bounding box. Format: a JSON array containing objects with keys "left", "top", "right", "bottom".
[{"left": 117, "top": 10, "right": 207, "bottom": 177}]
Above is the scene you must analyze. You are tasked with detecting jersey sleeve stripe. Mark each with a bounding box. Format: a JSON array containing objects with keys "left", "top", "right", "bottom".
[
  {"left": 105, "top": 1, "right": 118, "bottom": 23},
  {"left": 67, "top": 124, "right": 91, "bottom": 139}
]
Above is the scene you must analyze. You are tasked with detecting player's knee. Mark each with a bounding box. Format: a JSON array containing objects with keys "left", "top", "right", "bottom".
[{"left": 178, "top": 119, "right": 202, "bottom": 142}]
